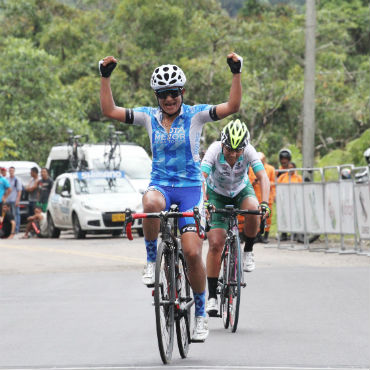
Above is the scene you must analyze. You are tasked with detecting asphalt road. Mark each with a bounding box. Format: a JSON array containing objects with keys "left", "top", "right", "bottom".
[{"left": 0, "top": 234, "right": 369, "bottom": 370}]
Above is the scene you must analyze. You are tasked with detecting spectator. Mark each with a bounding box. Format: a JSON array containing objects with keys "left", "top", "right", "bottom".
[
  {"left": 0, "top": 202, "right": 16, "bottom": 239},
  {"left": 7, "top": 166, "right": 23, "bottom": 233},
  {"left": 277, "top": 148, "right": 291, "bottom": 178},
  {"left": 277, "top": 162, "right": 302, "bottom": 184},
  {"left": 25, "top": 167, "right": 39, "bottom": 217},
  {"left": 248, "top": 152, "right": 275, "bottom": 243},
  {"left": 37, "top": 168, "right": 53, "bottom": 212},
  {"left": 0, "top": 167, "right": 11, "bottom": 214},
  {"left": 22, "top": 206, "right": 48, "bottom": 239}
]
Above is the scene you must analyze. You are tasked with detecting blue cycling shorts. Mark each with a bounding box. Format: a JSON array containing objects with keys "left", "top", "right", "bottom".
[{"left": 146, "top": 184, "right": 204, "bottom": 233}]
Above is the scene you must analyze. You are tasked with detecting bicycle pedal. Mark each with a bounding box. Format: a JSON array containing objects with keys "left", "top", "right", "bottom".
[
  {"left": 146, "top": 283, "right": 154, "bottom": 288},
  {"left": 241, "top": 283, "right": 247, "bottom": 287}
]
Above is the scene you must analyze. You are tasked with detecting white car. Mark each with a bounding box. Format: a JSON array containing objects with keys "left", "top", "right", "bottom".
[
  {"left": 47, "top": 171, "right": 143, "bottom": 239},
  {"left": 46, "top": 143, "right": 152, "bottom": 194}
]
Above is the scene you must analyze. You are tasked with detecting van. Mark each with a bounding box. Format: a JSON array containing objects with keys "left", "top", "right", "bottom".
[
  {"left": 45, "top": 143, "right": 152, "bottom": 193},
  {"left": 0, "top": 161, "right": 41, "bottom": 223}
]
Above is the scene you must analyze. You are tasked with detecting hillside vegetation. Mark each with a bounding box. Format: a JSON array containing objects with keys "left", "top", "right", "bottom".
[{"left": 0, "top": 0, "right": 368, "bottom": 167}]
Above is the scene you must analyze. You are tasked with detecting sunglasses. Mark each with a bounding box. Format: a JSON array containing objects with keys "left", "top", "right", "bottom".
[
  {"left": 224, "top": 145, "right": 244, "bottom": 153},
  {"left": 156, "top": 88, "right": 182, "bottom": 100}
]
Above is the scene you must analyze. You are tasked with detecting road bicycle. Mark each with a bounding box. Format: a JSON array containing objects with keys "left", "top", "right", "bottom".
[
  {"left": 67, "top": 129, "right": 89, "bottom": 172},
  {"left": 104, "top": 124, "right": 123, "bottom": 171},
  {"left": 208, "top": 205, "right": 265, "bottom": 333},
  {"left": 124, "top": 205, "right": 204, "bottom": 364}
]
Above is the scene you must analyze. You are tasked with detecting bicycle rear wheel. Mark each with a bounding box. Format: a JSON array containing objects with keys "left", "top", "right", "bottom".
[
  {"left": 154, "top": 241, "right": 175, "bottom": 364},
  {"left": 220, "top": 246, "right": 230, "bottom": 329},
  {"left": 228, "top": 237, "right": 242, "bottom": 332},
  {"left": 175, "top": 252, "right": 192, "bottom": 358}
]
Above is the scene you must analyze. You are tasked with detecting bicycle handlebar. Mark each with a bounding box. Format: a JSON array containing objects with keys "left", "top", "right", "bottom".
[
  {"left": 129, "top": 211, "right": 195, "bottom": 219},
  {"left": 124, "top": 207, "right": 204, "bottom": 241},
  {"left": 212, "top": 208, "right": 262, "bottom": 216},
  {"left": 209, "top": 205, "right": 266, "bottom": 234}
]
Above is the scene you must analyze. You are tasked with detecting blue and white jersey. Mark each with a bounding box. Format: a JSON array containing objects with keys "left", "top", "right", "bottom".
[
  {"left": 201, "top": 141, "right": 264, "bottom": 198},
  {"left": 125, "top": 104, "right": 219, "bottom": 187}
]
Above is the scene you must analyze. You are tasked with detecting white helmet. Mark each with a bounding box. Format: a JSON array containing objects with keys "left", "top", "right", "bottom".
[{"left": 150, "top": 64, "right": 186, "bottom": 91}]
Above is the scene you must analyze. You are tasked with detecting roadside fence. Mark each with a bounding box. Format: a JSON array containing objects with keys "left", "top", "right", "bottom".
[{"left": 275, "top": 165, "right": 370, "bottom": 256}]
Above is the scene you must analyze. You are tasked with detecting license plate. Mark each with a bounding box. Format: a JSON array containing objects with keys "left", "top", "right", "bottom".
[{"left": 111, "top": 213, "right": 125, "bottom": 222}]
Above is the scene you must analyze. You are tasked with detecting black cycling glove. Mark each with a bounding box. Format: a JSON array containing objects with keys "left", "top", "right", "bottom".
[
  {"left": 99, "top": 60, "right": 117, "bottom": 78},
  {"left": 260, "top": 201, "right": 271, "bottom": 218},
  {"left": 227, "top": 54, "right": 243, "bottom": 74}
]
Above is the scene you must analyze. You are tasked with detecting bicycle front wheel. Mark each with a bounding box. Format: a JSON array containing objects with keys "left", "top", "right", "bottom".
[
  {"left": 154, "top": 242, "right": 175, "bottom": 364},
  {"left": 175, "top": 252, "right": 192, "bottom": 358},
  {"left": 220, "top": 246, "right": 230, "bottom": 329},
  {"left": 228, "top": 236, "right": 242, "bottom": 332}
]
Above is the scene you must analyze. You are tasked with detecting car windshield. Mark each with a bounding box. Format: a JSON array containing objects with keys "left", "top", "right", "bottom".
[
  {"left": 93, "top": 157, "right": 151, "bottom": 179},
  {"left": 74, "top": 177, "right": 136, "bottom": 194}
]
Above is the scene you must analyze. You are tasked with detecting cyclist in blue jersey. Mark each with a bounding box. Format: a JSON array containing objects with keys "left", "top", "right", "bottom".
[
  {"left": 201, "top": 120, "right": 270, "bottom": 316},
  {"left": 99, "top": 53, "right": 242, "bottom": 341}
]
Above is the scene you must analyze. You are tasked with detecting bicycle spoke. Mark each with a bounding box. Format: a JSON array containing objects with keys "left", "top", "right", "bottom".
[
  {"left": 221, "top": 247, "right": 230, "bottom": 329},
  {"left": 229, "top": 237, "right": 241, "bottom": 333},
  {"left": 155, "top": 242, "right": 175, "bottom": 364},
  {"left": 176, "top": 253, "right": 192, "bottom": 358}
]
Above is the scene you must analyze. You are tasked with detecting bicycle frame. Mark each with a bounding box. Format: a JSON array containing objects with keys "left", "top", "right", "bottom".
[
  {"left": 210, "top": 205, "right": 263, "bottom": 332},
  {"left": 67, "top": 129, "right": 89, "bottom": 172},
  {"left": 124, "top": 206, "right": 203, "bottom": 363},
  {"left": 104, "top": 125, "right": 123, "bottom": 170}
]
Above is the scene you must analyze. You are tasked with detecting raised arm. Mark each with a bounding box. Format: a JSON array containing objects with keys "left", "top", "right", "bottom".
[
  {"left": 215, "top": 52, "right": 242, "bottom": 120},
  {"left": 99, "top": 56, "right": 126, "bottom": 122}
]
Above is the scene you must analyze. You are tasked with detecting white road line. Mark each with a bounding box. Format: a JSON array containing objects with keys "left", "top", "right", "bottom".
[{"left": 1, "top": 365, "right": 368, "bottom": 370}]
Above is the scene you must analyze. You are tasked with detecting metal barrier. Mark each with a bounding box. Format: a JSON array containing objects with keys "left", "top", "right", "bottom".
[{"left": 275, "top": 165, "right": 370, "bottom": 256}]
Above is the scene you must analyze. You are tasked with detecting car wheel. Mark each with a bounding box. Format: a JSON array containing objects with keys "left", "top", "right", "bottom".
[
  {"left": 138, "top": 227, "right": 144, "bottom": 237},
  {"left": 73, "top": 213, "right": 86, "bottom": 239},
  {"left": 47, "top": 213, "right": 60, "bottom": 238}
]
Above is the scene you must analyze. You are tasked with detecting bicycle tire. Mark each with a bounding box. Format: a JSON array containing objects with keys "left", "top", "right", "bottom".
[
  {"left": 175, "top": 252, "right": 192, "bottom": 358},
  {"left": 220, "top": 246, "right": 230, "bottom": 329},
  {"left": 154, "top": 241, "right": 175, "bottom": 364},
  {"left": 229, "top": 236, "right": 242, "bottom": 332}
]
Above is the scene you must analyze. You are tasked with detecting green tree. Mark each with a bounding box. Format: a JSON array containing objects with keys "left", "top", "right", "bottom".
[{"left": 0, "top": 38, "right": 92, "bottom": 164}]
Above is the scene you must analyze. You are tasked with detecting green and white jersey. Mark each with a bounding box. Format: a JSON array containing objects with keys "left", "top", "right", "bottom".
[{"left": 201, "top": 141, "right": 264, "bottom": 198}]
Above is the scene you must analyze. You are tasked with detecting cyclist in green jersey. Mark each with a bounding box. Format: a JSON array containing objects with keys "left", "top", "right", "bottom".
[{"left": 201, "top": 120, "right": 270, "bottom": 316}]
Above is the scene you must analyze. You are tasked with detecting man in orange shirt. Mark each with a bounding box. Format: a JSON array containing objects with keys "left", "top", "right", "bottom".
[
  {"left": 248, "top": 152, "right": 275, "bottom": 243},
  {"left": 277, "top": 162, "right": 302, "bottom": 184}
]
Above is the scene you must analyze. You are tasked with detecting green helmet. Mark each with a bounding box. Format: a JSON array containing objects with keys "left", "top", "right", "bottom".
[{"left": 221, "top": 119, "right": 250, "bottom": 150}]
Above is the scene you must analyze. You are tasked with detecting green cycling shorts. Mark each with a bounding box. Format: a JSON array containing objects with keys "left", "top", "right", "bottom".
[{"left": 207, "top": 184, "right": 257, "bottom": 230}]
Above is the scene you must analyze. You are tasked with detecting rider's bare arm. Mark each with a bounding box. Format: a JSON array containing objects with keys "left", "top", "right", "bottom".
[
  {"left": 256, "top": 169, "right": 270, "bottom": 204},
  {"left": 100, "top": 56, "right": 126, "bottom": 122},
  {"left": 215, "top": 52, "right": 242, "bottom": 119},
  {"left": 202, "top": 172, "right": 208, "bottom": 201}
]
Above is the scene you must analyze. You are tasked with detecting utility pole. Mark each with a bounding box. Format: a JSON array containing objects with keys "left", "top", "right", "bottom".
[{"left": 302, "top": 0, "right": 316, "bottom": 173}]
